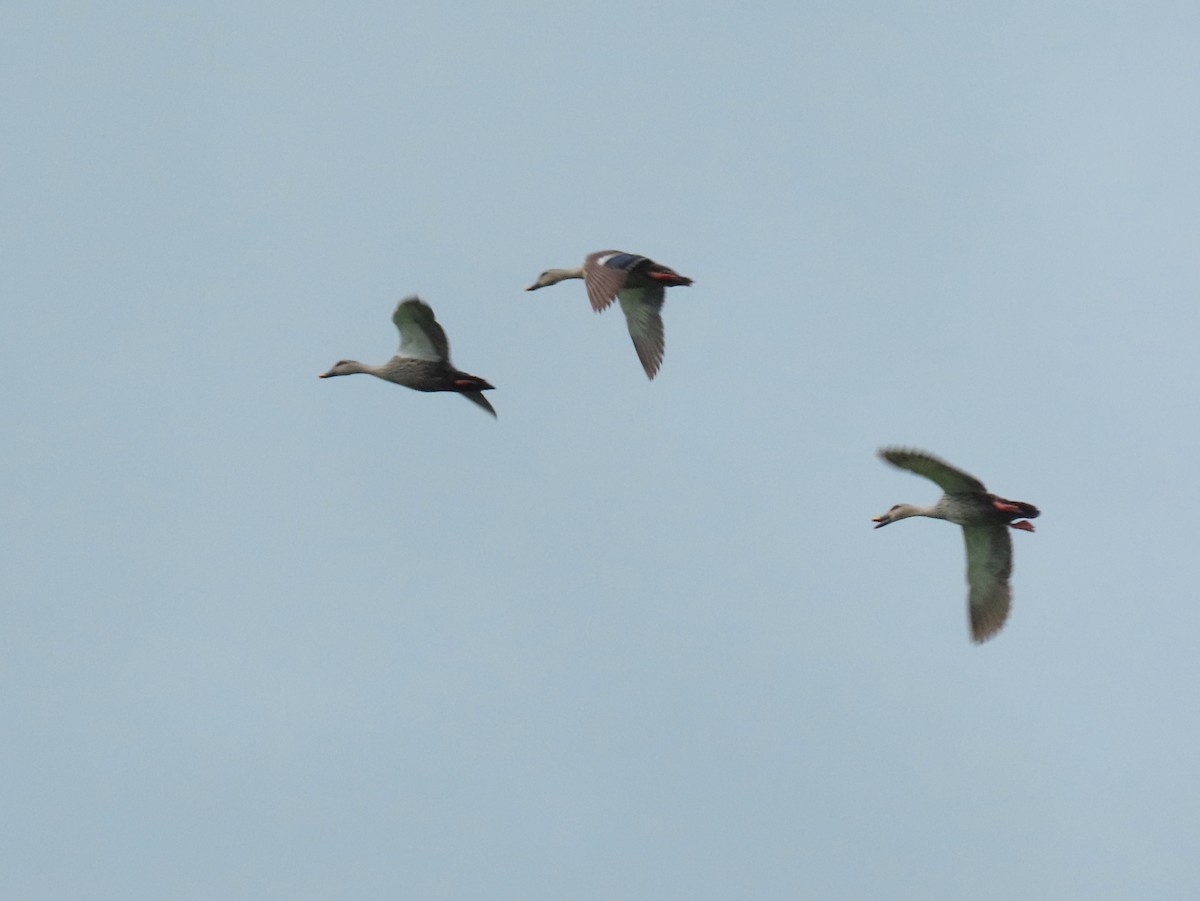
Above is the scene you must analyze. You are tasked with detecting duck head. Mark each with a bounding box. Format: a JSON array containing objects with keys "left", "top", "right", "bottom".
[
  {"left": 318, "top": 359, "right": 365, "bottom": 378},
  {"left": 872, "top": 504, "right": 919, "bottom": 528},
  {"left": 525, "top": 267, "right": 584, "bottom": 291}
]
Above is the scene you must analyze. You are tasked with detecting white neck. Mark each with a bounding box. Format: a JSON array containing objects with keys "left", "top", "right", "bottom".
[
  {"left": 888, "top": 503, "right": 945, "bottom": 522},
  {"left": 537, "top": 267, "right": 584, "bottom": 286}
]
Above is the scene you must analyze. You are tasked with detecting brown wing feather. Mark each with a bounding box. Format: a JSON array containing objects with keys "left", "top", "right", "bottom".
[
  {"left": 461, "top": 391, "right": 497, "bottom": 417},
  {"left": 392, "top": 296, "right": 451, "bottom": 362},
  {"left": 878, "top": 447, "right": 987, "bottom": 495},
  {"left": 962, "top": 525, "right": 1013, "bottom": 643},
  {"left": 583, "top": 250, "right": 631, "bottom": 312},
  {"left": 617, "top": 287, "right": 666, "bottom": 379}
]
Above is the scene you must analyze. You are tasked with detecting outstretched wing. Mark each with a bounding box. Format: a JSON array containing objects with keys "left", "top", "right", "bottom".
[
  {"left": 461, "top": 391, "right": 497, "bottom": 418},
  {"left": 962, "top": 524, "right": 1013, "bottom": 643},
  {"left": 583, "top": 250, "right": 643, "bottom": 312},
  {"left": 617, "top": 286, "right": 666, "bottom": 380},
  {"left": 878, "top": 447, "right": 987, "bottom": 494},
  {"left": 392, "top": 296, "right": 451, "bottom": 363}
]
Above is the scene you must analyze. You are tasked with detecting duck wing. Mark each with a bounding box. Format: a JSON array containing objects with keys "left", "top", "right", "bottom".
[
  {"left": 961, "top": 524, "right": 1013, "bottom": 643},
  {"left": 878, "top": 447, "right": 987, "bottom": 494},
  {"left": 460, "top": 391, "right": 497, "bottom": 418},
  {"left": 392, "top": 296, "right": 451, "bottom": 363},
  {"left": 616, "top": 286, "right": 666, "bottom": 380},
  {"left": 583, "top": 250, "right": 643, "bottom": 312}
]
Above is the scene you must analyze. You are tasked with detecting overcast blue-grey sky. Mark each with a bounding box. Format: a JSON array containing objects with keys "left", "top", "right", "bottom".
[{"left": 4, "top": 2, "right": 1200, "bottom": 898}]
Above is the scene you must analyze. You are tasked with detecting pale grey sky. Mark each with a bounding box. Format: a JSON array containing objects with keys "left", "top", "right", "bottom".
[{"left": 4, "top": 2, "right": 1200, "bottom": 898}]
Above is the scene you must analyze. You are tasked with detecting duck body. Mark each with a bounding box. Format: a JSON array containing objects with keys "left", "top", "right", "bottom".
[
  {"left": 872, "top": 447, "right": 1039, "bottom": 643},
  {"left": 323, "top": 357, "right": 494, "bottom": 394},
  {"left": 525, "top": 249, "right": 692, "bottom": 379},
  {"left": 879, "top": 492, "right": 1040, "bottom": 530},
  {"left": 320, "top": 297, "right": 496, "bottom": 417}
]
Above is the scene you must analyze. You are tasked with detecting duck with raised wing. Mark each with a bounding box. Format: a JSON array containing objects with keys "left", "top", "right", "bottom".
[
  {"left": 525, "top": 250, "right": 693, "bottom": 379},
  {"left": 319, "top": 296, "right": 496, "bottom": 417},
  {"left": 872, "top": 447, "right": 1039, "bottom": 643}
]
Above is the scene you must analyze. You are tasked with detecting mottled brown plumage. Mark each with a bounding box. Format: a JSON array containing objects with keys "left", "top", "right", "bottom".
[
  {"left": 872, "top": 447, "right": 1039, "bottom": 643},
  {"left": 525, "top": 250, "right": 693, "bottom": 379},
  {"left": 320, "top": 296, "right": 496, "bottom": 417}
]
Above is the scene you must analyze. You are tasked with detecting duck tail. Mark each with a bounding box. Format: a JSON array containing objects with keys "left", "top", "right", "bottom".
[
  {"left": 992, "top": 497, "right": 1040, "bottom": 521},
  {"left": 647, "top": 270, "right": 693, "bottom": 287},
  {"left": 1014, "top": 501, "right": 1039, "bottom": 518},
  {"left": 452, "top": 375, "right": 495, "bottom": 392}
]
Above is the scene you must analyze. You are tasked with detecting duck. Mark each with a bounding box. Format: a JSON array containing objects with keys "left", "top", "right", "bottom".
[
  {"left": 319, "top": 296, "right": 496, "bottom": 417},
  {"left": 872, "top": 447, "right": 1039, "bottom": 643},
  {"left": 525, "top": 250, "right": 693, "bottom": 379}
]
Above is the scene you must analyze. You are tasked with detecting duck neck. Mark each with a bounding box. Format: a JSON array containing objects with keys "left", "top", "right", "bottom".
[
  {"left": 541, "top": 267, "right": 585, "bottom": 285},
  {"left": 890, "top": 503, "right": 944, "bottom": 522}
]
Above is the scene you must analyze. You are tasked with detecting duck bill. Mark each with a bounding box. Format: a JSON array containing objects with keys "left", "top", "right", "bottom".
[{"left": 872, "top": 516, "right": 889, "bottom": 529}]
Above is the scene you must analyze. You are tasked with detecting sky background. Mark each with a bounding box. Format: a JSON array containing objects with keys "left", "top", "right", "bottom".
[{"left": 4, "top": 2, "right": 1200, "bottom": 898}]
